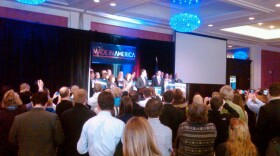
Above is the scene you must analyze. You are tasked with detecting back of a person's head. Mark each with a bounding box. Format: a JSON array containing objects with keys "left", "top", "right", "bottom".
[
  {"left": 227, "top": 118, "right": 257, "bottom": 156},
  {"left": 74, "top": 89, "right": 87, "bottom": 104},
  {"left": 256, "top": 94, "right": 268, "bottom": 104},
  {"left": 149, "top": 87, "right": 156, "bottom": 96},
  {"left": 188, "top": 103, "right": 208, "bottom": 124},
  {"left": 129, "top": 90, "right": 139, "bottom": 103},
  {"left": 220, "top": 85, "right": 234, "bottom": 101},
  {"left": 71, "top": 85, "right": 79, "bottom": 94},
  {"left": 163, "top": 90, "right": 174, "bottom": 103},
  {"left": 211, "top": 91, "right": 220, "bottom": 97},
  {"left": 232, "top": 93, "right": 245, "bottom": 111},
  {"left": 269, "top": 82, "right": 280, "bottom": 97},
  {"left": 32, "top": 92, "right": 48, "bottom": 106},
  {"left": 123, "top": 117, "right": 160, "bottom": 156},
  {"left": 173, "top": 89, "right": 185, "bottom": 103},
  {"left": 119, "top": 96, "right": 133, "bottom": 115},
  {"left": 2, "top": 90, "right": 22, "bottom": 108},
  {"left": 59, "top": 86, "right": 70, "bottom": 98},
  {"left": 111, "top": 87, "right": 122, "bottom": 98},
  {"left": 20, "top": 83, "right": 30, "bottom": 92},
  {"left": 94, "top": 83, "right": 102, "bottom": 92},
  {"left": 210, "top": 95, "right": 223, "bottom": 111},
  {"left": 143, "top": 88, "right": 152, "bottom": 98},
  {"left": 145, "top": 98, "right": 163, "bottom": 118},
  {"left": 192, "top": 94, "right": 203, "bottom": 104},
  {"left": 98, "top": 91, "right": 114, "bottom": 110}
]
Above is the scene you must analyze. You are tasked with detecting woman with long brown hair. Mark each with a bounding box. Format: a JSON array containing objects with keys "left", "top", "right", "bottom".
[
  {"left": 123, "top": 117, "right": 161, "bottom": 156},
  {"left": 215, "top": 118, "right": 258, "bottom": 156}
]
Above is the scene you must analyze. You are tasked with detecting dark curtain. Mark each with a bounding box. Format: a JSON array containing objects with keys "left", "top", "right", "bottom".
[
  {"left": 0, "top": 18, "right": 90, "bottom": 93},
  {"left": 0, "top": 17, "right": 175, "bottom": 94},
  {"left": 138, "top": 39, "right": 175, "bottom": 79}
]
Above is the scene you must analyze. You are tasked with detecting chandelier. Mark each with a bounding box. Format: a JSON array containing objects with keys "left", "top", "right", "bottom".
[{"left": 170, "top": 13, "right": 201, "bottom": 32}]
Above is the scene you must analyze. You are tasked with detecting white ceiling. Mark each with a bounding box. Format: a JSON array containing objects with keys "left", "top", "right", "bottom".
[{"left": 7, "top": 0, "right": 280, "bottom": 47}]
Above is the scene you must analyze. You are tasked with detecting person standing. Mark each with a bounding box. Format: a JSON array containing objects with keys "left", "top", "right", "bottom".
[
  {"left": 257, "top": 82, "right": 280, "bottom": 156},
  {"left": 9, "top": 92, "right": 64, "bottom": 156},
  {"left": 77, "top": 91, "right": 125, "bottom": 156},
  {"left": 59, "top": 89, "right": 96, "bottom": 156}
]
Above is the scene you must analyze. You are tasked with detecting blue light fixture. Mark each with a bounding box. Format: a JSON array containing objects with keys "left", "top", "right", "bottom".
[
  {"left": 170, "top": 13, "right": 201, "bottom": 32},
  {"left": 171, "top": 0, "right": 200, "bottom": 6},
  {"left": 17, "top": 0, "right": 45, "bottom": 5},
  {"left": 233, "top": 51, "right": 248, "bottom": 60}
]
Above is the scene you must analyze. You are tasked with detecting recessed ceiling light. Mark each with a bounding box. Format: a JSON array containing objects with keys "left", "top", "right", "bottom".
[
  {"left": 249, "top": 17, "right": 255, "bottom": 20},
  {"left": 93, "top": 0, "right": 100, "bottom": 2},
  {"left": 228, "top": 45, "right": 233, "bottom": 48},
  {"left": 258, "top": 23, "right": 263, "bottom": 26},
  {"left": 208, "top": 24, "right": 213, "bottom": 27},
  {"left": 110, "top": 2, "right": 116, "bottom": 6},
  {"left": 275, "top": 3, "right": 280, "bottom": 7},
  {"left": 269, "top": 25, "right": 275, "bottom": 29}
]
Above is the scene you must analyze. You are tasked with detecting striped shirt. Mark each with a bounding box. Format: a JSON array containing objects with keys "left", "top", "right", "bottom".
[{"left": 177, "top": 121, "right": 217, "bottom": 156}]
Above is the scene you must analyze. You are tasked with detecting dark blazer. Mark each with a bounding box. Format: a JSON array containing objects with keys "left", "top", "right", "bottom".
[
  {"left": 257, "top": 99, "right": 280, "bottom": 156},
  {"left": 59, "top": 103, "right": 96, "bottom": 156},
  {"left": 160, "top": 103, "right": 185, "bottom": 143},
  {"left": 135, "top": 76, "right": 147, "bottom": 89},
  {"left": 9, "top": 108, "right": 64, "bottom": 156},
  {"left": 132, "top": 102, "right": 147, "bottom": 118},
  {"left": 56, "top": 100, "right": 73, "bottom": 117},
  {"left": 152, "top": 77, "right": 164, "bottom": 94}
]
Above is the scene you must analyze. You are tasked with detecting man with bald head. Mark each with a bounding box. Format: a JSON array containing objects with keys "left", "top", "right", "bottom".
[{"left": 56, "top": 86, "right": 73, "bottom": 117}]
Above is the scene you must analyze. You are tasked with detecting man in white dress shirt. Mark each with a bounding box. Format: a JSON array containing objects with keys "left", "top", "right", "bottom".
[{"left": 77, "top": 91, "right": 125, "bottom": 156}]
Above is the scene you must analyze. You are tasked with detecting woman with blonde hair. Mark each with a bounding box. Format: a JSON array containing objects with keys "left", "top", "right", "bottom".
[
  {"left": 233, "top": 93, "right": 248, "bottom": 123},
  {"left": 123, "top": 117, "right": 161, "bottom": 156},
  {"left": 215, "top": 118, "right": 258, "bottom": 156},
  {"left": 0, "top": 90, "right": 26, "bottom": 156}
]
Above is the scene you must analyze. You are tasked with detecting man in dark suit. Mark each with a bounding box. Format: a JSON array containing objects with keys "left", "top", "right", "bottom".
[
  {"left": 135, "top": 69, "right": 148, "bottom": 93},
  {"left": 152, "top": 70, "right": 164, "bottom": 94},
  {"left": 257, "top": 82, "right": 280, "bottom": 156},
  {"left": 89, "top": 69, "right": 95, "bottom": 97},
  {"left": 59, "top": 89, "right": 96, "bottom": 156},
  {"left": 160, "top": 90, "right": 185, "bottom": 143},
  {"left": 9, "top": 92, "right": 64, "bottom": 156},
  {"left": 56, "top": 86, "right": 73, "bottom": 117}
]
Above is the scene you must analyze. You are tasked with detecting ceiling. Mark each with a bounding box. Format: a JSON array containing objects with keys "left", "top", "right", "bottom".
[{"left": 8, "top": 0, "right": 280, "bottom": 47}]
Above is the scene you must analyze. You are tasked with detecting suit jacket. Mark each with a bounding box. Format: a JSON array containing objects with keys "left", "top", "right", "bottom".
[
  {"left": 58, "top": 103, "right": 96, "bottom": 156},
  {"left": 160, "top": 103, "right": 186, "bottom": 143},
  {"left": 257, "top": 99, "right": 280, "bottom": 156},
  {"left": 56, "top": 100, "right": 73, "bottom": 117},
  {"left": 9, "top": 108, "right": 64, "bottom": 156},
  {"left": 135, "top": 76, "right": 147, "bottom": 89},
  {"left": 152, "top": 77, "right": 164, "bottom": 94}
]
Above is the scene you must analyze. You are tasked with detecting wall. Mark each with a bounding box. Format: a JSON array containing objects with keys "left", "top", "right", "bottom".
[{"left": 261, "top": 50, "right": 280, "bottom": 88}]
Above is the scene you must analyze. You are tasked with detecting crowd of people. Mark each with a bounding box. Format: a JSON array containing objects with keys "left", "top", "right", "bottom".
[{"left": 0, "top": 68, "right": 280, "bottom": 156}]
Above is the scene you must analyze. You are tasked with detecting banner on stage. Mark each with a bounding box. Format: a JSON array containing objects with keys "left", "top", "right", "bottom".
[{"left": 91, "top": 42, "right": 136, "bottom": 64}]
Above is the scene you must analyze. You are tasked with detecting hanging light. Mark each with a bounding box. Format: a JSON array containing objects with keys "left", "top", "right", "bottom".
[
  {"left": 170, "top": 13, "right": 201, "bottom": 32},
  {"left": 17, "top": 0, "right": 46, "bottom": 5},
  {"left": 171, "top": 0, "right": 200, "bottom": 6}
]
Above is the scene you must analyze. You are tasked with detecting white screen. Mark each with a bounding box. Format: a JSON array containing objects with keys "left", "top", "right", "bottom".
[{"left": 175, "top": 32, "right": 227, "bottom": 84}]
